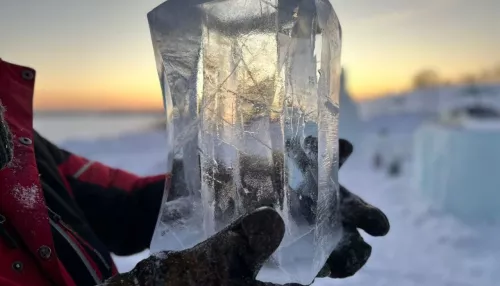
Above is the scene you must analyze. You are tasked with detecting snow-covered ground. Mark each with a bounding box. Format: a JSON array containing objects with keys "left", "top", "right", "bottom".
[
  {"left": 358, "top": 83, "right": 500, "bottom": 121},
  {"left": 34, "top": 112, "right": 500, "bottom": 286}
]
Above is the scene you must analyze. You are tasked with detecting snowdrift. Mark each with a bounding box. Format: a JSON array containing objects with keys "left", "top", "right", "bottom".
[{"left": 413, "top": 121, "right": 500, "bottom": 221}]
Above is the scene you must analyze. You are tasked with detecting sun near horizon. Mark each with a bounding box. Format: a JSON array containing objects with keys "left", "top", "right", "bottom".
[{"left": 1, "top": 0, "right": 498, "bottom": 112}]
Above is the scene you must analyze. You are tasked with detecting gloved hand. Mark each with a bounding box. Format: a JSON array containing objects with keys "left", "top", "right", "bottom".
[
  {"left": 103, "top": 206, "right": 287, "bottom": 286},
  {"left": 104, "top": 139, "right": 389, "bottom": 286},
  {"left": 0, "top": 103, "right": 14, "bottom": 169}
]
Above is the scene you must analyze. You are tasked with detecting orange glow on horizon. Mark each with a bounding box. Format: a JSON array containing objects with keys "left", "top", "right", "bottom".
[
  {"left": 2, "top": 1, "right": 496, "bottom": 111},
  {"left": 31, "top": 78, "right": 409, "bottom": 111},
  {"left": 34, "top": 90, "right": 164, "bottom": 111}
]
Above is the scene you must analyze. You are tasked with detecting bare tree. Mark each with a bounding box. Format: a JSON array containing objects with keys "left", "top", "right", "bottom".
[
  {"left": 492, "top": 64, "right": 500, "bottom": 82},
  {"left": 460, "top": 73, "right": 478, "bottom": 85},
  {"left": 413, "top": 69, "right": 441, "bottom": 89}
]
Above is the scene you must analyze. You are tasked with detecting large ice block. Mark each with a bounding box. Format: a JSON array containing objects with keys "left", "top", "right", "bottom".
[
  {"left": 148, "top": 0, "right": 343, "bottom": 284},
  {"left": 413, "top": 121, "right": 500, "bottom": 222}
]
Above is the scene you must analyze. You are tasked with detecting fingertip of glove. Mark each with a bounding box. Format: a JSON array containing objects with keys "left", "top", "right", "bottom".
[
  {"left": 327, "top": 234, "right": 372, "bottom": 279},
  {"left": 223, "top": 207, "right": 285, "bottom": 275},
  {"left": 339, "top": 139, "right": 353, "bottom": 155},
  {"left": 340, "top": 186, "right": 390, "bottom": 237},
  {"left": 339, "top": 139, "right": 353, "bottom": 167},
  {"left": 240, "top": 207, "right": 285, "bottom": 252},
  {"left": 339, "top": 138, "right": 354, "bottom": 153},
  {"left": 376, "top": 211, "right": 390, "bottom": 236},
  {"left": 362, "top": 208, "right": 390, "bottom": 237}
]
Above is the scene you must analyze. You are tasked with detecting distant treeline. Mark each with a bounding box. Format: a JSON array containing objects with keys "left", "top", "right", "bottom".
[{"left": 413, "top": 63, "right": 500, "bottom": 90}]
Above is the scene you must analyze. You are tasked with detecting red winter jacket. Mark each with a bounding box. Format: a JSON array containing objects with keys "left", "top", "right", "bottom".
[{"left": 0, "top": 58, "right": 168, "bottom": 286}]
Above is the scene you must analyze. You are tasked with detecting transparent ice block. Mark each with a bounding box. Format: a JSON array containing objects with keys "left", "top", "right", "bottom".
[{"left": 148, "top": 0, "right": 343, "bottom": 284}]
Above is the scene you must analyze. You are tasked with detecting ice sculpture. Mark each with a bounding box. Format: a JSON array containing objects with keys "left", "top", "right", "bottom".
[{"left": 148, "top": 0, "right": 343, "bottom": 284}]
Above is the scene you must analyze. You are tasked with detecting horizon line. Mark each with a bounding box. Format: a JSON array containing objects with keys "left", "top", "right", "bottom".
[{"left": 34, "top": 109, "right": 164, "bottom": 114}]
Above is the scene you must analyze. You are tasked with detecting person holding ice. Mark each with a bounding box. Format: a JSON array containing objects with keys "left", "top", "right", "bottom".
[
  {"left": 0, "top": 1, "right": 390, "bottom": 285},
  {"left": 0, "top": 58, "right": 388, "bottom": 286}
]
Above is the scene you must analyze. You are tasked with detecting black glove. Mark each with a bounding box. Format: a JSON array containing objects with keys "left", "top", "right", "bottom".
[
  {"left": 318, "top": 139, "right": 390, "bottom": 279},
  {"left": 102, "top": 207, "right": 286, "bottom": 286},
  {"left": 0, "top": 103, "right": 14, "bottom": 169}
]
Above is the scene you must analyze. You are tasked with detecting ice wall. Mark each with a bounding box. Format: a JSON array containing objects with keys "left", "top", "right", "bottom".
[{"left": 413, "top": 122, "right": 500, "bottom": 222}]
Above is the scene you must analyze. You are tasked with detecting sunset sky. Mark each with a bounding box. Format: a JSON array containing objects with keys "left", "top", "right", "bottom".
[{"left": 1, "top": 0, "right": 498, "bottom": 111}]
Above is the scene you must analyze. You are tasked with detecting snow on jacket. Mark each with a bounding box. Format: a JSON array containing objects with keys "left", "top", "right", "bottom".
[{"left": 0, "top": 58, "right": 167, "bottom": 286}]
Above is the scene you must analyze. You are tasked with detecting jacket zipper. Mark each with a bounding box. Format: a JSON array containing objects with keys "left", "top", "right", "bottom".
[
  {"left": 47, "top": 208, "right": 111, "bottom": 272},
  {"left": 48, "top": 216, "right": 102, "bottom": 285},
  {"left": 0, "top": 214, "right": 18, "bottom": 249},
  {"left": 59, "top": 220, "right": 112, "bottom": 271}
]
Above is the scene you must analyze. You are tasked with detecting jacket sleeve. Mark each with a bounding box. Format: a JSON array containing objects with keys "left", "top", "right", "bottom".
[{"left": 36, "top": 132, "right": 168, "bottom": 256}]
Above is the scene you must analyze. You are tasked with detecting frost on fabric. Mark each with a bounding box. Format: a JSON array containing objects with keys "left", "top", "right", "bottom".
[
  {"left": 151, "top": 251, "right": 171, "bottom": 260},
  {"left": 11, "top": 184, "right": 41, "bottom": 209},
  {"left": 6, "top": 155, "right": 20, "bottom": 171}
]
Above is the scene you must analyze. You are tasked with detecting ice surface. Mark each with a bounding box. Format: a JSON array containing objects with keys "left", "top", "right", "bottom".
[
  {"left": 147, "top": 0, "right": 342, "bottom": 284},
  {"left": 413, "top": 121, "right": 500, "bottom": 222}
]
